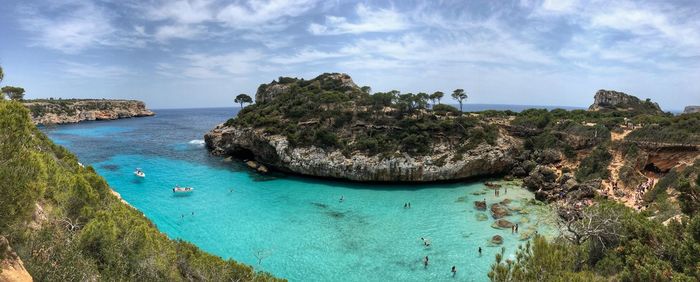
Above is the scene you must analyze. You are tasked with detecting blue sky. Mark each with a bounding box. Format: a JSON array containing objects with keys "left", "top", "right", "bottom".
[{"left": 0, "top": 0, "right": 698, "bottom": 110}]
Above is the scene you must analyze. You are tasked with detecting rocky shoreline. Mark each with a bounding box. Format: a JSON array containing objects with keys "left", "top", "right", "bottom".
[
  {"left": 205, "top": 74, "right": 699, "bottom": 214},
  {"left": 23, "top": 99, "right": 154, "bottom": 125},
  {"left": 205, "top": 124, "right": 519, "bottom": 182}
]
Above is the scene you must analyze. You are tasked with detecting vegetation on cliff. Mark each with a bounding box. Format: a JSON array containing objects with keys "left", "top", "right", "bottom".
[
  {"left": 490, "top": 200, "right": 700, "bottom": 281},
  {"left": 228, "top": 73, "right": 498, "bottom": 157},
  {"left": 0, "top": 100, "right": 279, "bottom": 281},
  {"left": 625, "top": 113, "right": 700, "bottom": 145}
]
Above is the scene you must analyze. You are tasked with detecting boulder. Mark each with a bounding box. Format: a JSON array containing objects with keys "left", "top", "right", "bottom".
[
  {"left": 491, "top": 219, "right": 514, "bottom": 229},
  {"left": 491, "top": 235, "right": 504, "bottom": 245},
  {"left": 474, "top": 201, "right": 487, "bottom": 211},
  {"left": 523, "top": 165, "right": 558, "bottom": 191},
  {"left": 490, "top": 203, "right": 510, "bottom": 219}
]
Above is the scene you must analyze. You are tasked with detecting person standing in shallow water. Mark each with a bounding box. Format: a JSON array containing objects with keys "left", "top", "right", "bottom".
[
  {"left": 423, "top": 256, "right": 429, "bottom": 268},
  {"left": 451, "top": 266, "right": 456, "bottom": 277},
  {"left": 478, "top": 247, "right": 482, "bottom": 256}
]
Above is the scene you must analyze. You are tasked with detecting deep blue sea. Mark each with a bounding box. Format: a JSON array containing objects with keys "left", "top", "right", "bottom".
[{"left": 42, "top": 106, "right": 557, "bottom": 282}]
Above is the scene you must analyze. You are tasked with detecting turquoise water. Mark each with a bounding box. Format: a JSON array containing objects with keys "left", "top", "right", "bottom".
[{"left": 43, "top": 108, "right": 557, "bottom": 281}]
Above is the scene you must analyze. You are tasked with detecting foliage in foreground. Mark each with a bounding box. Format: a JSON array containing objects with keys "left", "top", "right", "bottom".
[
  {"left": 489, "top": 201, "right": 700, "bottom": 281},
  {"left": 0, "top": 100, "right": 281, "bottom": 281}
]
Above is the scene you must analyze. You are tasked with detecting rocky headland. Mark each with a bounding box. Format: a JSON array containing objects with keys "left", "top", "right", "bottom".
[
  {"left": 23, "top": 99, "right": 154, "bottom": 125},
  {"left": 206, "top": 73, "right": 519, "bottom": 182},
  {"left": 206, "top": 73, "right": 700, "bottom": 213},
  {"left": 684, "top": 106, "right": 700, "bottom": 114}
]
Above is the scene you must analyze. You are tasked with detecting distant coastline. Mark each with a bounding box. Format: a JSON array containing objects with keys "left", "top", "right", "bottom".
[{"left": 22, "top": 98, "right": 155, "bottom": 125}]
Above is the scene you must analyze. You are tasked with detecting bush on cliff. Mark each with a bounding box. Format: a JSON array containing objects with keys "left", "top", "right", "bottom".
[
  {"left": 0, "top": 100, "right": 280, "bottom": 281},
  {"left": 575, "top": 145, "right": 612, "bottom": 182},
  {"left": 230, "top": 73, "right": 498, "bottom": 157},
  {"left": 489, "top": 201, "right": 700, "bottom": 281},
  {"left": 626, "top": 113, "right": 700, "bottom": 145}
]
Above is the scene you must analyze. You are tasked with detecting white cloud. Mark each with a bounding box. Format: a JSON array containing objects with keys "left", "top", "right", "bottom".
[
  {"left": 309, "top": 3, "right": 409, "bottom": 35},
  {"left": 269, "top": 48, "right": 344, "bottom": 64},
  {"left": 19, "top": 2, "right": 118, "bottom": 53},
  {"left": 62, "top": 61, "right": 130, "bottom": 78},
  {"left": 154, "top": 24, "right": 208, "bottom": 41},
  {"left": 145, "top": 0, "right": 215, "bottom": 24},
  {"left": 167, "top": 49, "right": 267, "bottom": 79},
  {"left": 216, "top": 0, "right": 319, "bottom": 29}
]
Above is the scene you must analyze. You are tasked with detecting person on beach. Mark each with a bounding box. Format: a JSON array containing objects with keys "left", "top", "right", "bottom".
[{"left": 451, "top": 266, "right": 457, "bottom": 276}]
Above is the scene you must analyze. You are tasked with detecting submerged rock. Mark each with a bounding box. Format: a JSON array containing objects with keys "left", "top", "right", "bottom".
[
  {"left": 475, "top": 213, "right": 489, "bottom": 221},
  {"left": 474, "top": 201, "right": 487, "bottom": 210},
  {"left": 491, "top": 235, "right": 504, "bottom": 245},
  {"left": 490, "top": 203, "right": 510, "bottom": 219},
  {"left": 492, "top": 219, "right": 515, "bottom": 229}
]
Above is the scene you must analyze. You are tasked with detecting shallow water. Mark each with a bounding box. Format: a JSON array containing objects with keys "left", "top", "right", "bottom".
[{"left": 43, "top": 108, "right": 557, "bottom": 282}]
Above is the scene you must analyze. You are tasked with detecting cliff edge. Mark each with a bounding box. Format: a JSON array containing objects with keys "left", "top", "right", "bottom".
[
  {"left": 588, "top": 89, "right": 663, "bottom": 114},
  {"left": 23, "top": 99, "right": 154, "bottom": 125},
  {"left": 206, "top": 73, "right": 518, "bottom": 182}
]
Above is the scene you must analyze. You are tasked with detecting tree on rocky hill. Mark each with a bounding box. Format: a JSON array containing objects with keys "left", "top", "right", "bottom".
[
  {"left": 451, "top": 89, "right": 467, "bottom": 111},
  {"left": 1, "top": 86, "right": 25, "bottom": 101},
  {"left": 234, "top": 93, "right": 253, "bottom": 108},
  {"left": 430, "top": 91, "right": 444, "bottom": 107},
  {"left": 360, "top": 86, "right": 371, "bottom": 94}
]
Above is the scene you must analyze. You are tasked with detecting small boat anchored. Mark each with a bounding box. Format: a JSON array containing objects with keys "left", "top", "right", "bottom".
[
  {"left": 134, "top": 168, "right": 145, "bottom": 178},
  {"left": 172, "top": 186, "right": 194, "bottom": 193}
]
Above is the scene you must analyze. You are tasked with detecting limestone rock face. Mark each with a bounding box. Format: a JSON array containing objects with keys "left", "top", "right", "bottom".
[
  {"left": 589, "top": 90, "right": 662, "bottom": 114},
  {"left": 0, "top": 236, "right": 32, "bottom": 282},
  {"left": 684, "top": 106, "right": 700, "bottom": 114},
  {"left": 205, "top": 124, "right": 519, "bottom": 182},
  {"left": 23, "top": 99, "right": 155, "bottom": 125}
]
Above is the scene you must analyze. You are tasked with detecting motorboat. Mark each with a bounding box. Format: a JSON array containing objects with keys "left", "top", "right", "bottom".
[
  {"left": 172, "top": 186, "right": 194, "bottom": 193},
  {"left": 134, "top": 168, "right": 145, "bottom": 178}
]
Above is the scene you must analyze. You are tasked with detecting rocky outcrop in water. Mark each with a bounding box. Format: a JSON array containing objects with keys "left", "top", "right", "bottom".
[
  {"left": 589, "top": 90, "right": 662, "bottom": 114},
  {"left": 23, "top": 99, "right": 154, "bottom": 125},
  {"left": 205, "top": 124, "right": 518, "bottom": 182}
]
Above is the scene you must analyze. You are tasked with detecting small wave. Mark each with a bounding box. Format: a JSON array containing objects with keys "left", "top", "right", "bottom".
[{"left": 188, "top": 139, "right": 205, "bottom": 146}]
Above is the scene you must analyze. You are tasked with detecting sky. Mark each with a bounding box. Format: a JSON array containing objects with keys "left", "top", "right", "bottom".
[{"left": 0, "top": 0, "right": 698, "bottom": 110}]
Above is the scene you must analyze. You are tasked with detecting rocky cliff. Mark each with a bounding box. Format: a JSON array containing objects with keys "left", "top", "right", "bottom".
[
  {"left": 0, "top": 236, "right": 32, "bottom": 282},
  {"left": 589, "top": 89, "right": 662, "bottom": 114},
  {"left": 206, "top": 73, "right": 518, "bottom": 182},
  {"left": 205, "top": 123, "right": 519, "bottom": 182},
  {"left": 23, "top": 99, "right": 154, "bottom": 125},
  {"left": 684, "top": 106, "right": 700, "bottom": 114}
]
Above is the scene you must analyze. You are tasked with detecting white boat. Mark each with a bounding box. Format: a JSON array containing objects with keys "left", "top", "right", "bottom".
[
  {"left": 172, "top": 186, "right": 194, "bottom": 193},
  {"left": 134, "top": 168, "right": 145, "bottom": 178}
]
